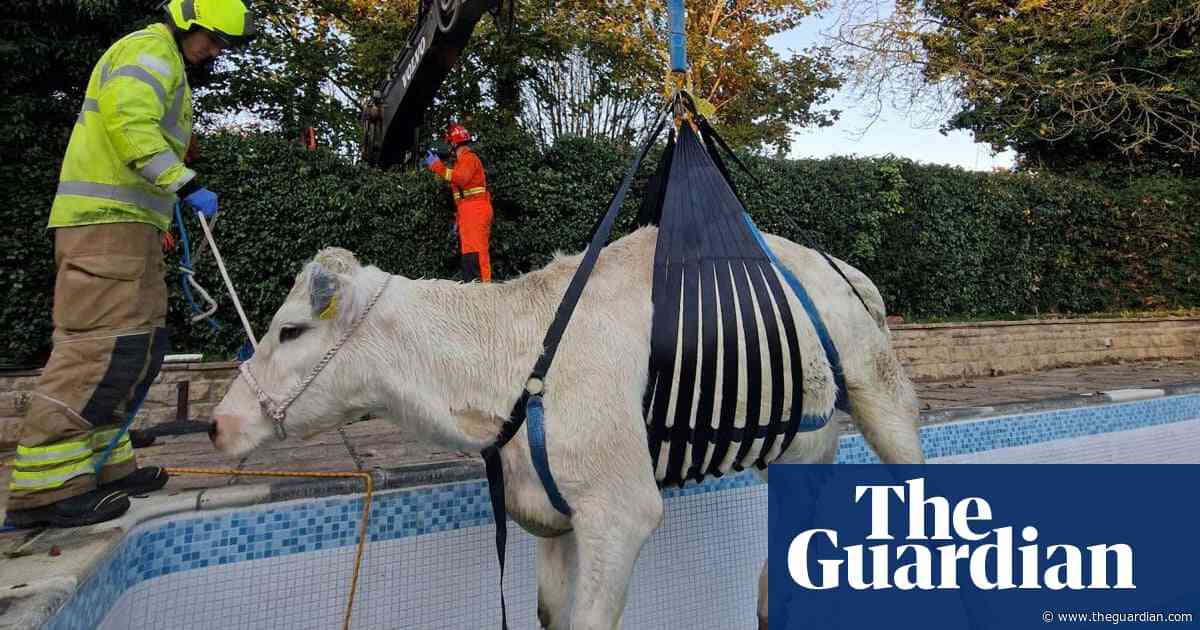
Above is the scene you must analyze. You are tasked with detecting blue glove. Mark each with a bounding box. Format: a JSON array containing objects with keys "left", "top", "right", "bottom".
[
  {"left": 423, "top": 149, "right": 438, "bottom": 168},
  {"left": 184, "top": 187, "right": 218, "bottom": 218}
]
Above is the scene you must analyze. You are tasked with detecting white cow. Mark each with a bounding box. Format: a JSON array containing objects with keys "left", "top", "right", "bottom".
[{"left": 211, "top": 226, "right": 924, "bottom": 630}]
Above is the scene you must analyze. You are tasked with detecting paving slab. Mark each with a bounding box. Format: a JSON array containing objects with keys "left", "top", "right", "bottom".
[{"left": 236, "top": 444, "right": 362, "bottom": 476}]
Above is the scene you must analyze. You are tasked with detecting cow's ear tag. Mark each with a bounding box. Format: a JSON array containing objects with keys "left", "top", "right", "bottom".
[
  {"left": 318, "top": 294, "right": 339, "bottom": 321},
  {"left": 309, "top": 263, "right": 341, "bottom": 321}
]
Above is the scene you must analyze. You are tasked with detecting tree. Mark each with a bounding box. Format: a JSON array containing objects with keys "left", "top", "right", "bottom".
[
  {"left": 831, "top": 0, "right": 1200, "bottom": 176},
  {"left": 547, "top": 0, "right": 843, "bottom": 153},
  {"left": 199, "top": 0, "right": 373, "bottom": 151},
  {"left": 34, "top": 0, "right": 840, "bottom": 158},
  {"left": 2, "top": 0, "right": 157, "bottom": 159}
]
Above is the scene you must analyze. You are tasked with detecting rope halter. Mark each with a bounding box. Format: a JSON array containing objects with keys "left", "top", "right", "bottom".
[{"left": 239, "top": 274, "right": 393, "bottom": 440}]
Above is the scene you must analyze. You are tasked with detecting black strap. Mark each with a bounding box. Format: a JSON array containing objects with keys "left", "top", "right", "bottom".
[
  {"left": 492, "top": 105, "right": 672, "bottom": 450},
  {"left": 481, "top": 105, "right": 671, "bottom": 629},
  {"left": 482, "top": 445, "right": 509, "bottom": 629},
  {"left": 815, "top": 250, "right": 873, "bottom": 316},
  {"left": 690, "top": 109, "right": 876, "bottom": 319}
]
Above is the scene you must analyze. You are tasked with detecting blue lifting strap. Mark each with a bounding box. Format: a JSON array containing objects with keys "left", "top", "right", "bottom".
[
  {"left": 742, "top": 212, "right": 850, "bottom": 413},
  {"left": 526, "top": 395, "right": 571, "bottom": 515},
  {"left": 668, "top": 0, "right": 688, "bottom": 73}
]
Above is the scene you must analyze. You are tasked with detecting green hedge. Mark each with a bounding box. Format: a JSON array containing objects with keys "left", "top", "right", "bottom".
[{"left": 3, "top": 130, "right": 1199, "bottom": 366}]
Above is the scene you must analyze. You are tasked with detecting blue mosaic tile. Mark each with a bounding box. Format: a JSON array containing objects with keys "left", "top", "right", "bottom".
[{"left": 836, "top": 394, "right": 1200, "bottom": 464}]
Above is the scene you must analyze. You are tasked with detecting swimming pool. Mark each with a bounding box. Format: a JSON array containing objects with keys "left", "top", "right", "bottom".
[{"left": 46, "top": 392, "right": 1200, "bottom": 629}]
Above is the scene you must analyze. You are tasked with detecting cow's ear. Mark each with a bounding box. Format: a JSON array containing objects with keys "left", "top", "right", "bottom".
[
  {"left": 307, "top": 248, "right": 363, "bottom": 323},
  {"left": 309, "top": 263, "right": 342, "bottom": 321}
]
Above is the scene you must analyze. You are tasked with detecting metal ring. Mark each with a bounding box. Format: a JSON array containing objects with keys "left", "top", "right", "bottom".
[{"left": 436, "top": 0, "right": 460, "bottom": 32}]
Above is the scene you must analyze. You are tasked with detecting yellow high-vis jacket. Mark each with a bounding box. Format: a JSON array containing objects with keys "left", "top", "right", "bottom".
[{"left": 50, "top": 23, "right": 194, "bottom": 232}]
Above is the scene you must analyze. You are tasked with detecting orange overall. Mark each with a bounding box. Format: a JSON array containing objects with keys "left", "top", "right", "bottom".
[{"left": 429, "top": 146, "right": 493, "bottom": 282}]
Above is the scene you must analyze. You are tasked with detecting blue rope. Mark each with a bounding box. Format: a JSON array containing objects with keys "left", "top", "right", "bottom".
[
  {"left": 92, "top": 384, "right": 150, "bottom": 476},
  {"left": 174, "top": 202, "right": 221, "bottom": 333}
]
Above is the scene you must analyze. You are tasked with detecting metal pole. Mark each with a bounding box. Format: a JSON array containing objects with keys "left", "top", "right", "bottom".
[{"left": 197, "top": 212, "right": 259, "bottom": 350}]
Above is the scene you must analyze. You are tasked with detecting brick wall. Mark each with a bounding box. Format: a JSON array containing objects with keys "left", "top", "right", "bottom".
[
  {"left": 891, "top": 317, "right": 1200, "bottom": 381},
  {"left": 0, "top": 362, "right": 237, "bottom": 450},
  {"left": 2, "top": 317, "right": 1198, "bottom": 448}
]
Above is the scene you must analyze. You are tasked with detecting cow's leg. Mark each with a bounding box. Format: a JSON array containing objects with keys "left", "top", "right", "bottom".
[
  {"left": 537, "top": 532, "right": 576, "bottom": 629},
  {"left": 568, "top": 487, "right": 663, "bottom": 629},
  {"left": 845, "top": 348, "right": 924, "bottom": 464},
  {"left": 757, "top": 561, "right": 769, "bottom": 630},
  {"left": 754, "top": 431, "right": 839, "bottom": 630}
]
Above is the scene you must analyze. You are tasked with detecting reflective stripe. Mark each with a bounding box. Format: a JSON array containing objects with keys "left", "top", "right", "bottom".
[
  {"left": 443, "top": 168, "right": 453, "bottom": 182},
  {"left": 459, "top": 187, "right": 487, "bottom": 197},
  {"left": 165, "top": 167, "right": 196, "bottom": 194},
  {"left": 162, "top": 123, "right": 188, "bottom": 144},
  {"left": 9, "top": 448, "right": 133, "bottom": 489},
  {"left": 91, "top": 428, "right": 130, "bottom": 448},
  {"left": 9, "top": 456, "right": 98, "bottom": 490},
  {"left": 137, "top": 53, "right": 172, "bottom": 77},
  {"left": 9, "top": 430, "right": 135, "bottom": 490},
  {"left": 106, "top": 441, "right": 134, "bottom": 466},
  {"left": 161, "top": 85, "right": 188, "bottom": 144},
  {"left": 139, "top": 150, "right": 181, "bottom": 182},
  {"left": 181, "top": 0, "right": 196, "bottom": 20},
  {"left": 90, "top": 428, "right": 134, "bottom": 473},
  {"left": 14, "top": 439, "right": 93, "bottom": 467},
  {"left": 57, "top": 181, "right": 174, "bottom": 215},
  {"left": 76, "top": 98, "right": 101, "bottom": 125},
  {"left": 101, "top": 64, "right": 167, "bottom": 105},
  {"left": 89, "top": 428, "right": 133, "bottom": 472}
]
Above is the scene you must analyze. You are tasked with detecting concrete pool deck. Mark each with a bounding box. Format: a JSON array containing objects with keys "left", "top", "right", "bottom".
[{"left": 2, "top": 358, "right": 1200, "bottom": 628}]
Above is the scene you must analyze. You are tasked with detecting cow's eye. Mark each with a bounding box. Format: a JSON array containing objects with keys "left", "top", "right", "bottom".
[{"left": 279, "top": 325, "right": 307, "bottom": 344}]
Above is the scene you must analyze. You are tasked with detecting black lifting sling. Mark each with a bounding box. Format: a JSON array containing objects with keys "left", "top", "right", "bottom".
[
  {"left": 638, "top": 92, "right": 851, "bottom": 487},
  {"left": 480, "top": 92, "right": 856, "bottom": 628}
]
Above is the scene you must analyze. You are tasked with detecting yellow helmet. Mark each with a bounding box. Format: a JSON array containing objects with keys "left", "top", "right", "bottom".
[{"left": 163, "top": 0, "right": 256, "bottom": 47}]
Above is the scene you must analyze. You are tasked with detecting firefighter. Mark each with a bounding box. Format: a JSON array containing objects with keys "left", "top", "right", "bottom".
[
  {"left": 5, "top": 0, "right": 255, "bottom": 528},
  {"left": 425, "top": 123, "right": 494, "bottom": 282}
]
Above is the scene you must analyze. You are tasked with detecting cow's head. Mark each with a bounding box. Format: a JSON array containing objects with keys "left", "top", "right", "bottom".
[{"left": 210, "top": 247, "right": 390, "bottom": 456}]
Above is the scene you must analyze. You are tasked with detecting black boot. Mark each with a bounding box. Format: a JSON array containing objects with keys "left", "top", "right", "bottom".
[
  {"left": 129, "top": 429, "right": 156, "bottom": 448},
  {"left": 4, "top": 488, "right": 129, "bottom": 529},
  {"left": 101, "top": 466, "right": 169, "bottom": 496}
]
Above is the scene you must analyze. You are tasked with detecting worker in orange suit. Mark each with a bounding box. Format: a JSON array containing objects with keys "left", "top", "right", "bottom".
[{"left": 424, "top": 123, "right": 493, "bottom": 282}]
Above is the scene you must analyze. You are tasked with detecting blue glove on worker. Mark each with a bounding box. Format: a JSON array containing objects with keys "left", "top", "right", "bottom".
[
  {"left": 182, "top": 186, "right": 218, "bottom": 219},
  {"left": 423, "top": 149, "right": 438, "bottom": 168}
]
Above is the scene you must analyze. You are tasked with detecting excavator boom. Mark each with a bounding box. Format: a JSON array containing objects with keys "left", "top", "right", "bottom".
[{"left": 360, "top": 0, "right": 500, "bottom": 167}]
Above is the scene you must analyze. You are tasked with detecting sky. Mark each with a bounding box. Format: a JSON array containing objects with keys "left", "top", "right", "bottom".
[{"left": 767, "top": 6, "right": 1016, "bottom": 172}]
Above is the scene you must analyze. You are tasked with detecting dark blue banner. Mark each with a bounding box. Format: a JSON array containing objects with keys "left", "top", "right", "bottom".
[{"left": 768, "top": 465, "right": 1199, "bottom": 629}]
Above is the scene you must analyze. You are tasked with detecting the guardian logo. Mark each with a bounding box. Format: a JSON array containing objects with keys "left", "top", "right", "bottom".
[{"left": 787, "top": 478, "right": 1135, "bottom": 591}]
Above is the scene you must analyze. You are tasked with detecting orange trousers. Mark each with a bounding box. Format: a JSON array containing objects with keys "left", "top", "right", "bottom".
[{"left": 456, "top": 197, "right": 493, "bottom": 283}]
